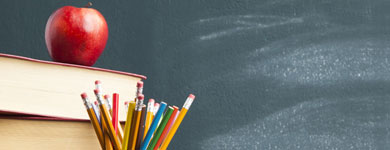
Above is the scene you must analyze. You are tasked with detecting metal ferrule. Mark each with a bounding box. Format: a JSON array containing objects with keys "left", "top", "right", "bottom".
[
  {"left": 136, "top": 87, "right": 143, "bottom": 95},
  {"left": 82, "top": 98, "right": 93, "bottom": 109},
  {"left": 95, "top": 84, "right": 101, "bottom": 91},
  {"left": 183, "top": 97, "right": 194, "bottom": 109},
  {"left": 95, "top": 93, "right": 104, "bottom": 105},
  {"left": 105, "top": 98, "right": 112, "bottom": 110},
  {"left": 135, "top": 99, "right": 143, "bottom": 111},
  {"left": 147, "top": 101, "right": 154, "bottom": 112}
]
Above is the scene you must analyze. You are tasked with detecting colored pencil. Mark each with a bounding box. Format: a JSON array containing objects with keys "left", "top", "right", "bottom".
[
  {"left": 106, "top": 95, "right": 124, "bottom": 143},
  {"left": 111, "top": 95, "right": 124, "bottom": 145},
  {"left": 112, "top": 93, "right": 119, "bottom": 135},
  {"left": 140, "top": 102, "right": 167, "bottom": 150},
  {"left": 80, "top": 93, "right": 104, "bottom": 149},
  {"left": 94, "top": 89, "right": 122, "bottom": 150},
  {"left": 128, "top": 94, "right": 144, "bottom": 150},
  {"left": 103, "top": 89, "right": 124, "bottom": 143},
  {"left": 147, "top": 106, "right": 174, "bottom": 150},
  {"left": 153, "top": 106, "right": 179, "bottom": 150},
  {"left": 122, "top": 101, "right": 136, "bottom": 149},
  {"left": 144, "top": 99, "right": 155, "bottom": 138},
  {"left": 136, "top": 105, "right": 147, "bottom": 149},
  {"left": 159, "top": 94, "right": 195, "bottom": 150},
  {"left": 167, "top": 110, "right": 180, "bottom": 133}
]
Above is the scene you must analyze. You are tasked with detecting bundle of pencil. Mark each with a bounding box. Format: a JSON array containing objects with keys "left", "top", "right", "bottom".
[{"left": 81, "top": 80, "right": 195, "bottom": 150}]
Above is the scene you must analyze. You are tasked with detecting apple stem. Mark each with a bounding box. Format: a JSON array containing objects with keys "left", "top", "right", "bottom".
[{"left": 84, "top": 2, "right": 92, "bottom": 8}]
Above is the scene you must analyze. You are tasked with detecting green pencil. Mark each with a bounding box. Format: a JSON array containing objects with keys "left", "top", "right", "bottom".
[{"left": 147, "top": 106, "right": 174, "bottom": 150}]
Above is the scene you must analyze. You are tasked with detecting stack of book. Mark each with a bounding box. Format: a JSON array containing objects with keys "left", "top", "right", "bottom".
[{"left": 0, "top": 53, "right": 195, "bottom": 150}]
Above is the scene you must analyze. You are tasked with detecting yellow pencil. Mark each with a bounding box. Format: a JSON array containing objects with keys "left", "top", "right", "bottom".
[
  {"left": 122, "top": 100, "right": 136, "bottom": 149},
  {"left": 144, "top": 98, "right": 155, "bottom": 139},
  {"left": 80, "top": 93, "right": 104, "bottom": 149},
  {"left": 94, "top": 89, "right": 122, "bottom": 150},
  {"left": 128, "top": 94, "right": 144, "bottom": 150},
  {"left": 102, "top": 114, "right": 113, "bottom": 150},
  {"left": 96, "top": 80, "right": 124, "bottom": 144},
  {"left": 159, "top": 94, "right": 195, "bottom": 150}
]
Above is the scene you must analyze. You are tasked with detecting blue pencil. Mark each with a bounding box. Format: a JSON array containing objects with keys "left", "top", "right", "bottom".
[{"left": 140, "top": 102, "right": 167, "bottom": 150}]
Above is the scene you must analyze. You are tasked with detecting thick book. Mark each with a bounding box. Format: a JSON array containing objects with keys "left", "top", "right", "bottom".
[
  {"left": 0, "top": 118, "right": 101, "bottom": 149},
  {"left": 0, "top": 53, "right": 146, "bottom": 121}
]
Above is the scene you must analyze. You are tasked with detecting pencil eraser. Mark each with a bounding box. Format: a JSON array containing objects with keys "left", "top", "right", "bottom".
[
  {"left": 94, "top": 101, "right": 98, "bottom": 105},
  {"left": 149, "top": 99, "right": 155, "bottom": 103},
  {"left": 188, "top": 94, "right": 195, "bottom": 99},
  {"left": 95, "top": 80, "right": 101, "bottom": 85},
  {"left": 104, "top": 94, "right": 110, "bottom": 100},
  {"left": 124, "top": 101, "right": 129, "bottom": 105},
  {"left": 137, "top": 81, "right": 144, "bottom": 87},
  {"left": 154, "top": 103, "right": 160, "bottom": 107},
  {"left": 137, "top": 94, "right": 144, "bottom": 100},
  {"left": 81, "top": 93, "right": 87, "bottom": 99},
  {"left": 94, "top": 89, "right": 99, "bottom": 94}
]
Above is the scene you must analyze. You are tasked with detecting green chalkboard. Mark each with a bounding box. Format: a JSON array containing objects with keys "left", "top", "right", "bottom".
[{"left": 1, "top": 0, "right": 390, "bottom": 149}]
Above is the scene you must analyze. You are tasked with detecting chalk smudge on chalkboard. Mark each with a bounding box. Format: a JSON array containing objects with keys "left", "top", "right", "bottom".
[
  {"left": 201, "top": 96, "right": 390, "bottom": 150},
  {"left": 245, "top": 28, "right": 390, "bottom": 86},
  {"left": 196, "top": 15, "right": 303, "bottom": 41}
]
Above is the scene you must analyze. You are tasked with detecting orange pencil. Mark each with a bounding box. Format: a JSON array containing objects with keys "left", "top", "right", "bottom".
[
  {"left": 80, "top": 93, "right": 104, "bottom": 149},
  {"left": 160, "top": 94, "right": 196, "bottom": 150},
  {"left": 153, "top": 106, "right": 179, "bottom": 150}
]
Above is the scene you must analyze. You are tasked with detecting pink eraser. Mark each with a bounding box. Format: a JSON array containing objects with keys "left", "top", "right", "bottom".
[
  {"left": 148, "top": 99, "right": 155, "bottom": 103},
  {"left": 137, "top": 94, "right": 144, "bottom": 100},
  {"left": 188, "top": 94, "right": 195, "bottom": 99},
  {"left": 94, "top": 89, "right": 99, "bottom": 94},
  {"left": 94, "top": 101, "right": 98, "bottom": 105},
  {"left": 137, "top": 81, "right": 144, "bottom": 87},
  {"left": 124, "top": 101, "right": 129, "bottom": 105},
  {"left": 104, "top": 94, "right": 109, "bottom": 100},
  {"left": 154, "top": 103, "right": 160, "bottom": 107},
  {"left": 81, "top": 93, "right": 87, "bottom": 99},
  {"left": 95, "top": 80, "right": 101, "bottom": 85}
]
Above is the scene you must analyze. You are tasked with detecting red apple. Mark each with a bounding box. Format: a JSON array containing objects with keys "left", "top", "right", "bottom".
[{"left": 45, "top": 3, "right": 108, "bottom": 66}]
